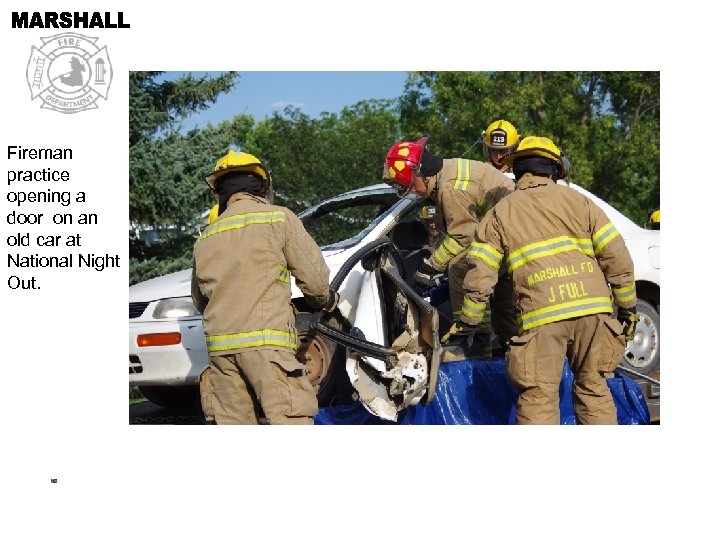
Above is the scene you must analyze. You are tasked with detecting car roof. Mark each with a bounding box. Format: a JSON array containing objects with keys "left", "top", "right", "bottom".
[{"left": 298, "top": 183, "right": 399, "bottom": 220}]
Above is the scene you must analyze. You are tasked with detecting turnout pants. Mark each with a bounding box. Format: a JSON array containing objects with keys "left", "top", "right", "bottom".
[
  {"left": 200, "top": 348, "right": 318, "bottom": 425},
  {"left": 505, "top": 313, "right": 626, "bottom": 425}
]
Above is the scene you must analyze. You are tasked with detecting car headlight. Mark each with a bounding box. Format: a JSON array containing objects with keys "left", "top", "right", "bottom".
[{"left": 152, "top": 297, "right": 200, "bottom": 319}]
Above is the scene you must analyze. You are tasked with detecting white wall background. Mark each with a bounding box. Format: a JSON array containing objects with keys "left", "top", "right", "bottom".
[{"left": 1, "top": 1, "right": 715, "bottom": 538}]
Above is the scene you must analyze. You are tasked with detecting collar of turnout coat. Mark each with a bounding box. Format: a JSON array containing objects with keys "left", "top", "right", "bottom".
[
  {"left": 515, "top": 174, "right": 554, "bottom": 190},
  {"left": 227, "top": 192, "right": 270, "bottom": 206}
]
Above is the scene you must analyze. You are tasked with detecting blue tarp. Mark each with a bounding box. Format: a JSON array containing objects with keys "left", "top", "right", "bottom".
[{"left": 314, "top": 358, "right": 650, "bottom": 425}]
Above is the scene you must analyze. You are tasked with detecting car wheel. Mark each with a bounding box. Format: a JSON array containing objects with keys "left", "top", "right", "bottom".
[
  {"left": 295, "top": 312, "right": 348, "bottom": 407},
  {"left": 138, "top": 385, "right": 200, "bottom": 409},
  {"left": 621, "top": 298, "right": 660, "bottom": 375}
]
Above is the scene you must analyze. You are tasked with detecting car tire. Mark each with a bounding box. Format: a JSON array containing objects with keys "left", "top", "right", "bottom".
[
  {"left": 621, "top": 298, "right": 660, "bottom": 376},
  {"left": 295, "top": 312, "right": 349, "bottom": 408},
  {"left": 138, "top": 385, "right": 200, "bottom": 409}
]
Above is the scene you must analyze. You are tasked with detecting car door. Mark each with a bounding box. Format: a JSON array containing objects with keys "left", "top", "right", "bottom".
[{"left": 311, "top": 237, "right": 442, "bottom": 421}]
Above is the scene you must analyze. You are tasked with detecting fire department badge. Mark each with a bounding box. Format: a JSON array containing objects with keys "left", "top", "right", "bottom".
[
  {"left": 26, "top": 33, "right": 112, "bottom": 113},
  {"left": 489, "top": 128, "right": 508, "bottom": 147}
]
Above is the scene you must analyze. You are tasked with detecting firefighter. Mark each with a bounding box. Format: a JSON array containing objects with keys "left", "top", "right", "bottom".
[
  {"left": 383, "top": 135, "right": 516, "bottom": 357},
  {"left": 482, "top": 119, "right": 521, "bottom": 172},
  {"left": 480, "top": 119, "right": 522, "bottom": 345},
  {"left": 191, "top": 150, "right": 337, "bottom": 425},
  {"left": 447, "top": 136, "right": 637, "bottom": 424},
  {"left": 419, "top": 204, "right": 443, "bottom": 249},
  {"left": 646, "top": 209, "right": 660, "bottom": 230}
]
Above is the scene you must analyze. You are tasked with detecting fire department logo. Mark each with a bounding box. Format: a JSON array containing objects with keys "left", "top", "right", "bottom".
[{"left": 26, "top": 33, "right": 113, "bottom": 114}]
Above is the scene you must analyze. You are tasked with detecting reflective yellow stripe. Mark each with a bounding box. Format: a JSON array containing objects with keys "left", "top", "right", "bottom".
[
  {"left": 613, "top": 283, "right": 636, "bottom": 303},
  {"left": 592, "top": 222, "right": 620, "bottom": 254},
  {"left": 476, "top": 199, "right": 490, "bottom": 217},
  {"left": 206, "top": 329, "right": 297, "bottom": 352},
  {"left": 199, "top": 211, "right": 285, "bottom": 240},
  {"left": 454, "top": 159, "right": 470, "bottom": 190},
  {"left": 467, "top": 241, "right": 502, "bottom": 270},
  {"left": 277, "top": 265, "right": 290, "bottom": 284},
  {"left": 461, "top": 297, "right": 487, "bottom": 321},
  {"left": 507, "top": 236, "right": 593, "bottom": 272},
  {"left": 520, "top": 297, "right": 613, "bottom": 331},
  {"left": 432, "top": 235, "right": 465, "bottom": 265},
  {"left": 458, "top": 306, "right": 491, "bottom": 323}
]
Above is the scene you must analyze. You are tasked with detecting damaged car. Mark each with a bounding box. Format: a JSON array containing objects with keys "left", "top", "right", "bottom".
[
  {"left": 130, "top": 184, "right": 440, "bottom": 415},
  {"left": 129, "top": 180, "right": 660, "bottom": 417}
]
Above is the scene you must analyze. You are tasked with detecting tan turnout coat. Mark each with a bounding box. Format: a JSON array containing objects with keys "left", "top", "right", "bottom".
[
  {"left": 461, "top": 174, "right": 637, "bottom": 330},
  {"left": 191, "top": 192, "right": 329, "bottom": 356},
  {"left": 427, "top": 158, "right": 515, "bottom": 273}
]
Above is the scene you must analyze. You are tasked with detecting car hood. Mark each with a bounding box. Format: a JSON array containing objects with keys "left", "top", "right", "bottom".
[{"left": 129, "top": 269, "right": 193, "bottom": 302}]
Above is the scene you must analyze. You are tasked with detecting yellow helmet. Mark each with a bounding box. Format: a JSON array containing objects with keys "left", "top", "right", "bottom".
[
  {"left": 204, "top": 150, "right": 271, "bottom": 193},
  {"left": 482, "top": 120, "right": 520, "bottom": 151},
  {"left": 647, "top": 209, "right": 660, "bottom": 229},
  {"left": 208, "top": 204, "right": 219, "bottom": 224},
  {"left": 502, "top": 136, "right": 568, "bottom": 179},
  {"left": 419, "top": 205, "right": 436, "bottom": 220}
]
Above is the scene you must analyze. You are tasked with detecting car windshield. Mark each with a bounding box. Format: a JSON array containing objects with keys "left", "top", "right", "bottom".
[{"left": 299, "top": 187, "right": 406, "bottom": 250}]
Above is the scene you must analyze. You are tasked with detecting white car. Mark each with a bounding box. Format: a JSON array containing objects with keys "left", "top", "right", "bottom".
[
  {"left": 130, "top": 185, "right": 433, "bottom": 410},
  {"left": 129, "top": 181, "right": 660, "bottom": 411}
]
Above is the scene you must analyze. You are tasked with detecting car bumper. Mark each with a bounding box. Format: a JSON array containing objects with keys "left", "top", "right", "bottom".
[{"left": 129, "top": 318, "right": 208, "bottom": 386}]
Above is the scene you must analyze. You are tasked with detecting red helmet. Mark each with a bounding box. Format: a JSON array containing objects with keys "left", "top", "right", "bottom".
[{"left": 383, "top": 135, "right": 429, "bottom": 195}]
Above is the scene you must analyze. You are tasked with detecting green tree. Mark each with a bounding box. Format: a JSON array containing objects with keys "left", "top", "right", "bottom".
[
  {"left": 129, "top": 71, "right": 658, "bottom": 286},
  {"left": 247, "top": 99, "right": 401, "bottom": 214},
  {"left": 398, "top": 71, "right": 659, "bottom": 224},
  {"left": 129, "top": 71, "right": 247, "bottom": 284},
  {"left": 592, "top": 72, "right": 660, "bottom": 220},
  {"left": 129, "top": 74, "right": 403, "bottom": 283}
]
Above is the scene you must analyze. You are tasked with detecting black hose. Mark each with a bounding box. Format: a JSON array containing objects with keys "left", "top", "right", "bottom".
[{"left": 310, "top": 237, "right": 396, "bottom": 359}]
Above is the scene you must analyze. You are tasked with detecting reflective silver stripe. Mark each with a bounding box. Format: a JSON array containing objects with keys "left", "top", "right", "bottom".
[
  {"left": 520, "top": 297, "right": 613, "bottom": 331},
  {"left": 454, "top": 159, "right": 470, "bottom": 190},
  {"left": 592, "top": 222, "right": 620, "bottom": 254},
  {"left": 277, "top": 265, "right": 290, "bottom": 284},
  {"left": 507, "top": 236, "right": 593, "bottom": 272},
  {"left": 613, "top": 283, "right": 636, "bottom": 303},
  {"left": 467, "top": 241, "right": 502, "bottom": 270},
  {"left": 200, "top": 211, "right": 286, "bottom": 240},
  {"left": 432, "top": 235, "right": 465, "bottom": 265},
  {"left": 206, "top": 329, "right": 297, "bottom": 352}
]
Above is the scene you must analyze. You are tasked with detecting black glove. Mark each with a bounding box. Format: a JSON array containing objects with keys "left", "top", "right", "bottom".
[
  {"left": 414, "top": 258, "right": 444, "bottom": 289},
  {"left": 441, "top": 320, "right": 478, "bottom": 345},
  {"left": 321, "top": 289, "right": 340, "bottom": 313},
  {"left": 617, "top": 306, "right": 638, "bottom": 343}
]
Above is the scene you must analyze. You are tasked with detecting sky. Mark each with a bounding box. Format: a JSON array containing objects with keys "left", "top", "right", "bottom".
[{"left": 167, "top": 71, "right": 409, "bottom": 130}]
